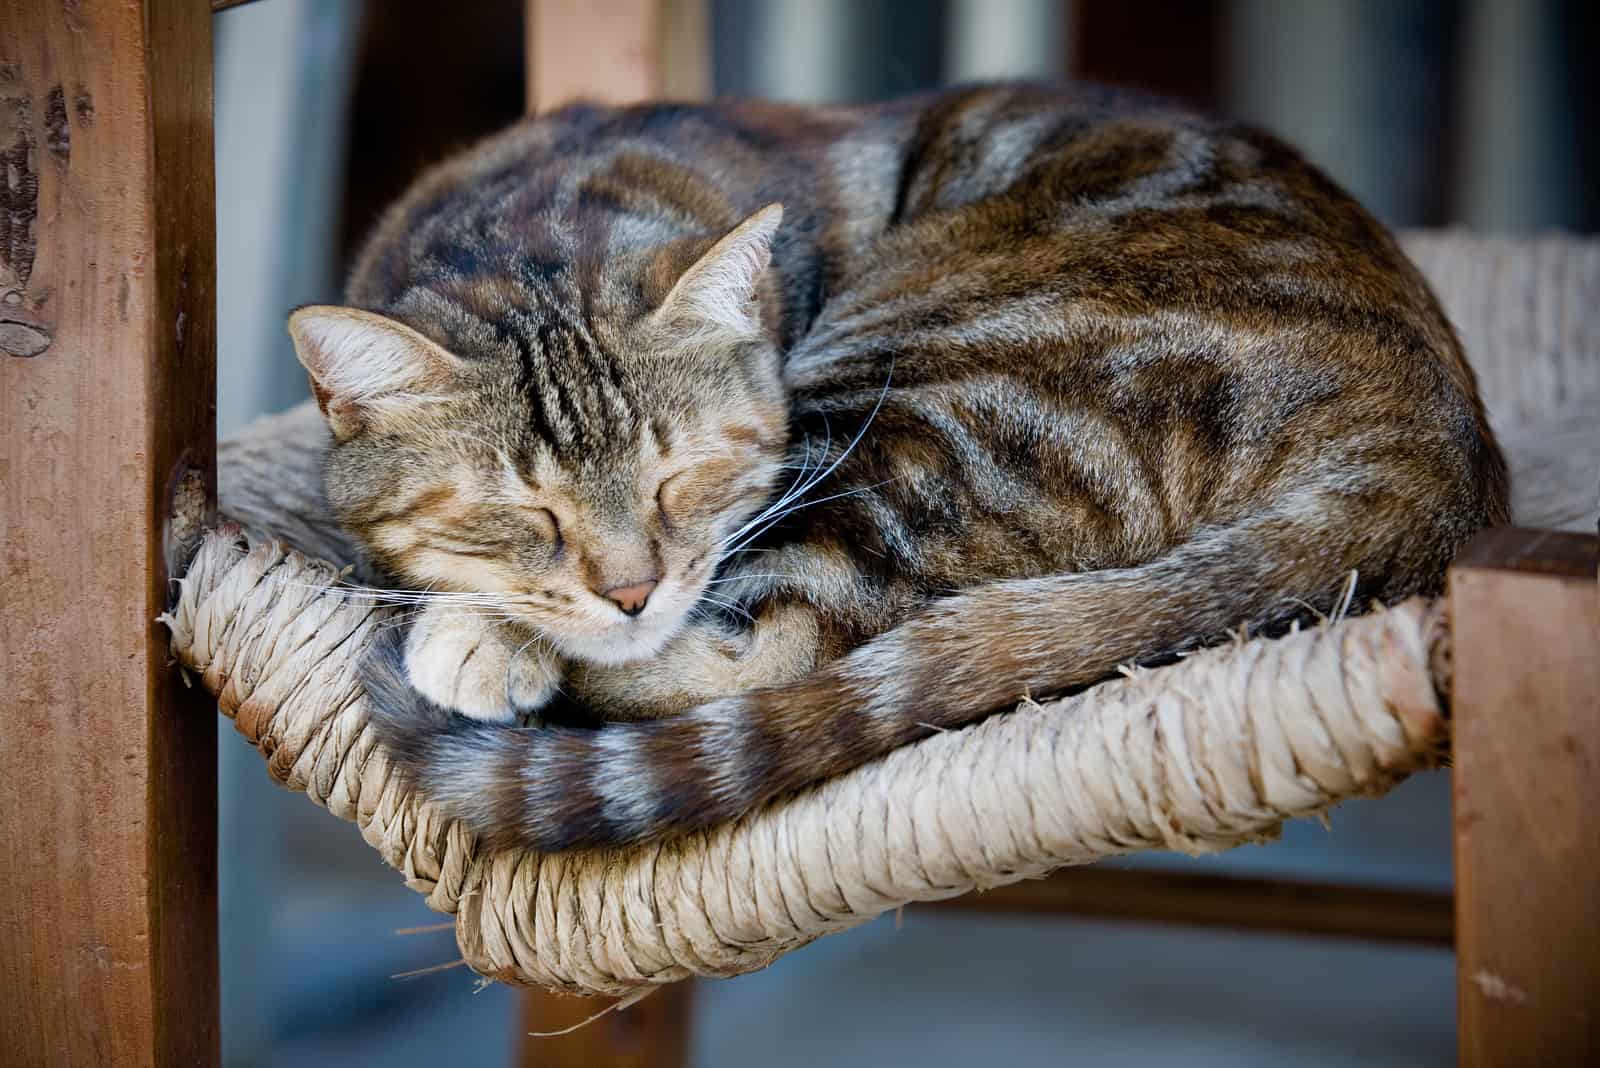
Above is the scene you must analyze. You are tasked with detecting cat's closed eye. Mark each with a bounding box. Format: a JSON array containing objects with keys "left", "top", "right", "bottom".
[
  {"left": 529, "top": 506, "right": 562, "bottom": 549},
  {"left": 657, "top": 462, "right": 744, "bottom": 525}
]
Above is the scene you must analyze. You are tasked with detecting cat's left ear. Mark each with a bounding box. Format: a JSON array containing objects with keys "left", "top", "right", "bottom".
[
  {"left": 288, "top": 306, "right": 467, "bottom": 441},
  {"left": 654, "top": 203, "right": 783, "bottom": 341}
]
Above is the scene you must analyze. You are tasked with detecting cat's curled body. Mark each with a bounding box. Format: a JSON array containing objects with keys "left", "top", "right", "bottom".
[{"left": 289, "top": 83, "right": 1508, "bottom": 852}]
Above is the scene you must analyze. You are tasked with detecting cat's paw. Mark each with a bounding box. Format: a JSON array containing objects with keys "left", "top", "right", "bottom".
[
  {"left": 568, "top": 619, "right": 757, "bottom": 720},
  {"left": 403, "top": 605, "right": 561, "bottom": 723}
]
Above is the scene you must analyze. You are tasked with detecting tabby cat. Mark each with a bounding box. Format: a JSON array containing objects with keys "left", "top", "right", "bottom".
[{"left": 287, "top": 83, "right": 1508, "bottom": 852}]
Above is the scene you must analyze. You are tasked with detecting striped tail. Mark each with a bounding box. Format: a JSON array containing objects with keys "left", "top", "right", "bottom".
[{"left": 365, "top": 502, "right": 1461, "bottom": 852}]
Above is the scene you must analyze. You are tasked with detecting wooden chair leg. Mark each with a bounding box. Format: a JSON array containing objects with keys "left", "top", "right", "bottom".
[
  {"left": 1451, "top": 528, "right": 1600, "bottom": 1065},
  {"left": 517, "top": 983, "right": 695, "bottom": 1068},
  {"left": 1, "top": 1, "right": 219, "bottom": 1064}
]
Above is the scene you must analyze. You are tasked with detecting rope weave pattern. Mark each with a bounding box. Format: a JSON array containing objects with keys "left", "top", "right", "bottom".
[{"left": 165, "top": 529, "right": 1447, "bottom": 994}]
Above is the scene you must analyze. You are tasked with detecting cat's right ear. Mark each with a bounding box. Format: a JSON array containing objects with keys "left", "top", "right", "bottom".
[
  {"left": 287, "top": 306, "right": 466, "bottom": 441},
  {"left": 653, "top": 203, "right": 783, "bottom": 342}
]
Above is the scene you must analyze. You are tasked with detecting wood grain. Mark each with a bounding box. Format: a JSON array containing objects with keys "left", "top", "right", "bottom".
[
  {"left": 526, "top": 0, "right": 707, "bottom": 113},
  {"left": 0, "top": 1, "right": 219, "bottom": 1064},
  {"left": 517, "top": 982, "right": 694, "bottom": 1068},
  {"left": 1452, "top": 528, "right": 1599, "bottom": 1065}
]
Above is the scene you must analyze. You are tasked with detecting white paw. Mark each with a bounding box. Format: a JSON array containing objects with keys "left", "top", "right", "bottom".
[{"left": 404, "top": 605, "right": 561, "bottom": 723}]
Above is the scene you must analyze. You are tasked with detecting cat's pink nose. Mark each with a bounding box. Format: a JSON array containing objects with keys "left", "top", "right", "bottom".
[{"left": 604, "top": 580, "right": 657, "bottom": 617}]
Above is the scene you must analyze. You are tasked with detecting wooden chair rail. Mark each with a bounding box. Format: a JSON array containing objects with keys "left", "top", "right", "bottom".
[{"left": 924, "top": 866, "right": 1454, "bottom": 946}]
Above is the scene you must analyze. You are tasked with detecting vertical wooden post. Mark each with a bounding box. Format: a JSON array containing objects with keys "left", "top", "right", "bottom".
[
  {"left": 1452, "top": 528, "right": 1600, "bottom": 1065},
  {"left": 525, "top": 0, "right": 709, "bottom": 113},
  {"left": 517, "top": 2, "right": 702, "bottom": 1062},
  {"left": 0, "top": 1, "right": 219, "bottom": 1065}
]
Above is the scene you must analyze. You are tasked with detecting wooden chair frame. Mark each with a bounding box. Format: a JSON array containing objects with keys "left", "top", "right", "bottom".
[{"left": 3, "top": 3, "right": 1594, "bottom": 1065}]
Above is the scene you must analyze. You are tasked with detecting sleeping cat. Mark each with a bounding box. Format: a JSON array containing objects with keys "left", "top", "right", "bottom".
[{"left": 288, "top": 83, "right": 1508, "bottom": 852}]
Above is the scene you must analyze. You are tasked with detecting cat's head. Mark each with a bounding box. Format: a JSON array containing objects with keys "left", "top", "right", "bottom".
[{"left": 287, "top": 205, "right": 788, "bottom": 665}]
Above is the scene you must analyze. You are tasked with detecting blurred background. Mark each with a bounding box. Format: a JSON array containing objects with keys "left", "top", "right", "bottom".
[{"left": 213, "top": 2, "right": 1595, "bottom": 1065}]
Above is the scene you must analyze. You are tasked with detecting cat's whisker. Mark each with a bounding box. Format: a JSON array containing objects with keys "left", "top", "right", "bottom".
[
  {"left": 717, "top": 365, "right": 893, "bottom": 553},
  {"left": 375, "top": 613, "right": 428, "bottom": 632},
  {"left": 695, "top": 592, "right": 754, "bottom": 624},
  {"left": 724, "top": 476, "right": 903, "bottom": 556},
  {"left": 717, "top": 436, "right": 823, "bottom": 546},
  {"left": 314, "top": 584, "right": 537, "bottom": 612},
  {"left": 718, "top": 455, "right": 820, "bottom": 545}
]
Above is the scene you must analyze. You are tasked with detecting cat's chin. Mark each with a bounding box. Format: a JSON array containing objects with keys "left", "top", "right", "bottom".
[{"left": 553, "top": 619, "right": 681, "bottom": 666}]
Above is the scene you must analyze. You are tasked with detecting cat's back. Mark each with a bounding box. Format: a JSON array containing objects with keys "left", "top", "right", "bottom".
[
  {"left": 768, "top": 84, "right": 1509, "bottom": 591},
  {"left": 344, "top": 83, "right": 1504, "bottom": 537},
  {"left": 345, "top": 85, "right": 1289, "bottom": 342},
  {"left": 344, "top": 95, "right": 899, "bottom": 303}
]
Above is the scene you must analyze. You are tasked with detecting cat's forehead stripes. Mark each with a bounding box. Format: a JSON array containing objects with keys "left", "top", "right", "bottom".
[{"left": 397, "top": 274, "right": 647, "bottom": 465}]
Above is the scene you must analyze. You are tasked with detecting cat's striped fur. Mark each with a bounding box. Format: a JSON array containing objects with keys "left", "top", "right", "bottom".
[{"left": 294, "top": 84, "right": 1508, "bottom": 852}]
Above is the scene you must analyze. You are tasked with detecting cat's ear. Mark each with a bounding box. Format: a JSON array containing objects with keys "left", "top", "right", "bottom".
[
  {"left": 287, "top": 306, "right": 466, "bottom": 441},
  {"left": 654, "top": 203, "right": 783, "bottom": 340}
]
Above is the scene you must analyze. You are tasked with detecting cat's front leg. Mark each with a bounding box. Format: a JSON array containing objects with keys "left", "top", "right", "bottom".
[
  {"left": 569, "top": 601, "right": 822, "bottom": 720},
  {"left": 403, "top": 602, "right": 562, "bottom": 723}
]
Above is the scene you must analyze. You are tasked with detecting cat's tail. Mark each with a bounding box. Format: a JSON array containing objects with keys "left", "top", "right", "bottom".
[{"left": 365, "top": 493, "right": 1480, "bottom": 853}]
